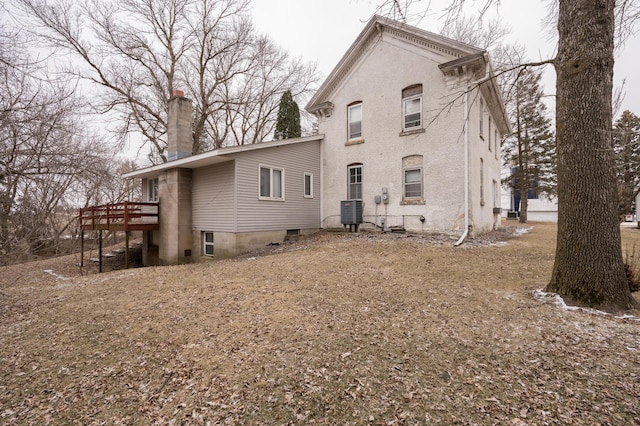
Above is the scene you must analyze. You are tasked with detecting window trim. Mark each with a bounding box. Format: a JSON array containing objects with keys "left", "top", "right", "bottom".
[
  {"left": 479, "top": 98, "right": 484, "bottom": 139},
  {"left": 148, "top": 177, "right": 159, "bottom": 202},
  {"left": 348, "top": 102, "right": 363, "bottom": 141},
  {"left": 402, "top": 94, "right": 423, "bottom": 131},
  {"left": 203, "top": 231, "right": 214, "bottom": 257},
  {"left": 488, "top": 116, "right": 492, "bottom": 151},
  {"left": 304, "top": 172, "right": 313, "bottom": 198},
  {"left": 480, "top": 158, "right": 485, "bottom": 206},
  {"left": 403, "top": 167, "right": 423, "bottom": 200},
  {"left": 258, "top": 164, "right": 285, "bottom": 201},
  {"left": 348, "top": 164, "right": 363, "bottom": 200}
]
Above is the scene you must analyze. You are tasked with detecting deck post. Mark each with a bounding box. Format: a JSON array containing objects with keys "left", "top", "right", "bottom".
[
  {"left": 80, "top": 229, "right": 85, "bottom": 267},
  {"left": 125, "top": 231, "right": 130, "bottom": 269},
  {"left": 99, "top": 230, "right": 103, "bottom": 273}
]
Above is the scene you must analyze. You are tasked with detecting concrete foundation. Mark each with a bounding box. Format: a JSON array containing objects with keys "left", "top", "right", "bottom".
[
  {"left": 159, "top": 168, "right": 193, "bottom": 265},
  {"left": 192, "top": 228, "right": 320, "bottom": 260}
]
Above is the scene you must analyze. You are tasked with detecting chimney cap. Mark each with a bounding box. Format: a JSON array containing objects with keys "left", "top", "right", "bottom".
[{"left": 172, "top": 89, "right": 185, "bottom": 98}]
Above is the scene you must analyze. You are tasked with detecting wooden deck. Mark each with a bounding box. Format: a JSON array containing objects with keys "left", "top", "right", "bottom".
[
  {"left": 79, "top": 202, "right": 158, "bottom": 271},
  {"left": 79, "top": 202, "right": 159, "bottom": 232}
]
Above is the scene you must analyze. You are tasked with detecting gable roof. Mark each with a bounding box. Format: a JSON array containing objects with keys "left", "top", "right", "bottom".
[
  {"left": 305, "top": 15, "right": 510, "bottom": 135},
  {"left": 123, "top": 134, "right": 324, "bottom": 179},
  {"left": 306, "top": 15, "right": 483, "bottom": 113}
]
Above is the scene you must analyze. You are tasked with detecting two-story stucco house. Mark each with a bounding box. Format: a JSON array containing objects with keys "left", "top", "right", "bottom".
[
  {"left": 119, "top": 15, "right": 510, "bottom": 266},
  {"left": 306, "top": 16, "right": 510, "bottom": 237}
]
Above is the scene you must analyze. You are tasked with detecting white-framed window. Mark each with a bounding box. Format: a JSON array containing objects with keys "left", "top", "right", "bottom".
[
  {"left": 304, "top": 172, "right": 313, "bottom": 198},
  {"left": 203, "top": 231, "right": 214, "bottom": 256},
  {"left": 348, "top": 102, "right": 362, "bottom": 140},
  {"left": 480, "top": 158, "right": 485, "bottom": 205},
  {"left": 404, "top": 168, "right": 423, "bottom": 199},
  {"left": 479, "top": 98, "right": 484, "bottom": 138},
  {"left": 495, "top": 129, "right": 499, "bottom": 159},
  {"left": 488, "top": 117, "right": 492, "bottom": 151},
  {"left": 348, "top": 164, "right": 363, "bottom": 200},
  {"left": 148, "top": 177, "right": 159, "bottom": 202},
  {"left": 402, "top": 85, "right": 423, "bottom": 131},
  {"left": 259, "top": 165, "right": 284, "bottom": 200}
]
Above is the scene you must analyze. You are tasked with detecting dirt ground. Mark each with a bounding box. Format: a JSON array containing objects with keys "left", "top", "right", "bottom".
[{"left": 1, "top": 222, "right": 639, "bottom": 425}]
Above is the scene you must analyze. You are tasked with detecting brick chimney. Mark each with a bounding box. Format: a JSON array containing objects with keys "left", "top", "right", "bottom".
[{"left": 167, "top": 89, "right": 192, "bottom": 161}]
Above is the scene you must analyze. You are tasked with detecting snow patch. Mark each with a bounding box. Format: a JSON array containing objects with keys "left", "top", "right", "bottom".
[
  {"left": 533, "top": 289, "right": 640, "bottom": 321},
  {"left": 43, "top": 269, "right": 69, "bottom": 281}
]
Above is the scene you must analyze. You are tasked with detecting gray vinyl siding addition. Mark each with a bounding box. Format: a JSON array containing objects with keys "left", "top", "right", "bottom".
[
  {"left": 232, "top": 141, "right": 321, "bottom": 232},
  {"left": 192, "top": 160, "right": 236, "bottom": 232}
]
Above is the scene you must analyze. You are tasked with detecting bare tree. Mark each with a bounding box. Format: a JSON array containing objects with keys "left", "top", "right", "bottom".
[
  {"left": 380, "top": 0, "right": 639, "bottom": 311},
  {"left": 0, "top": 21, "right": 120, "bottom": 263},
  {"left": 12, "top": 0, "right": 319, "bottom": 162}
]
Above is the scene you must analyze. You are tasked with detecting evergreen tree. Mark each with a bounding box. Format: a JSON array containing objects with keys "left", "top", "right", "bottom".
[
  {"left": 503, "top": 69, "right": 555, "bottom": 223},
  {"left": 274, "top": 90, "right": 301, "bottom": 140},
  {"left": 613, "top": 110, "right": 640, "bottom": 220}
]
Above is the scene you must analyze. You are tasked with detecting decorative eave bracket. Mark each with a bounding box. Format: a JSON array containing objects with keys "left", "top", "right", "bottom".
[{"left": 307, "top": 101, "right": 335, "bottom": 120}]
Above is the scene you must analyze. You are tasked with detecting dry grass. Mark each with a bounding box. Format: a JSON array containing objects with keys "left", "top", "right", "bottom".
[{"left": 1, "top": 222, "right": 639, "bottom": 425}]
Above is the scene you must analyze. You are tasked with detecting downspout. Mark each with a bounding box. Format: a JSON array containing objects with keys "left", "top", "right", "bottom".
[
  {"left": 454, "top": 54, "right": 491, "bottom": 247},
  {"left": 320, "top": 135, "right": 324, "bottom": 230},
  {"left": 454, "top": 87, "right": 470, "bottom": 246}
]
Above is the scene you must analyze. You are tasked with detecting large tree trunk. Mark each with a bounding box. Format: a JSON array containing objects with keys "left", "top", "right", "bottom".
[{"left": 546, "top": 0, "right": 637, "bottom": 311}]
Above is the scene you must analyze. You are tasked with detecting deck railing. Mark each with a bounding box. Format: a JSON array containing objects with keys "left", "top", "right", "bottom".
[{"left": 79, "top": 201, "right": 159, "bottom": 232}]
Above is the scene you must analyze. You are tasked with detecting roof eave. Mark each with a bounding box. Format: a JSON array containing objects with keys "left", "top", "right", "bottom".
[
  {"left": 123, "top": 134, "right": 324, "bottom": 179},
  {"left": 306, "top": 15, "right": 484, "bottom": 112}
]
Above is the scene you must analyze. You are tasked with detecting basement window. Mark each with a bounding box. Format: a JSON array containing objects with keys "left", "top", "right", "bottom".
[{"left": 203, "top": 232, "right": 214, "bottom": 256}]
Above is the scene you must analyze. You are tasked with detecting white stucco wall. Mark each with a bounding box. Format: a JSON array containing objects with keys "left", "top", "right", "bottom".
[{"left": 317, "top": 32, "right": 502, "bottom": 234}]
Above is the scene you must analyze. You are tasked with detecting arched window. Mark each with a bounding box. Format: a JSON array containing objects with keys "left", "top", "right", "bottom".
[
  {"left": 347, "top": 101, "right": 363, "bottom": 140},
  {"left": 402, "top": 85, "right": 422, "bottom": 131},
  {"left": 479, "top": 98, "right": 484, "bottom": 137},
  {"left": 347, "top": 163, "right": 363, "bottom": 200},
  {"left": 402, "top": 155, "right": 423, "bottom": 200}
]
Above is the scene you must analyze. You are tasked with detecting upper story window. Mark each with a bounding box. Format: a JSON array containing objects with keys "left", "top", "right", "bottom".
[
  {"left": 495, "top": 129, "right": 499, "bottom": 159},
  {"left": 479, "top": 98, "right": 484, "bottom": 138},
  {"left": 348, "top": 163, "right": 363, "bottom": 200},
  {"left": 402, "top": 85, "right": 423, "bottom": 131},
  {"left": 488, "top": 117, "right": 492, "bottom": 151},
  {"left": 348, "top": 102, "right": 362, "bottom": 140},
  {"left": 259, "top": 165, "right": 284, "bottom": 200},
  {"left": 148, "top": 178, "right": 159, "bottom": 202}
]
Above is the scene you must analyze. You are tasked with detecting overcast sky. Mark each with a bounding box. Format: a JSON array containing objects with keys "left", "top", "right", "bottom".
[{"left": 251, "top": 0, "right": 640, "bottom": 118}]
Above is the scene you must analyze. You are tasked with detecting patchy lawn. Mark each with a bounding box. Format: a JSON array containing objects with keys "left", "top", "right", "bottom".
[{"left": 1, "top": 222, "right": 639, "bottom": 425}]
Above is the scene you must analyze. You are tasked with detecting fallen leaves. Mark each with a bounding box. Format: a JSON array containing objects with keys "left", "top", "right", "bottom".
[{"left": 0, "top": 223, "right": 639, "bottom": 424}]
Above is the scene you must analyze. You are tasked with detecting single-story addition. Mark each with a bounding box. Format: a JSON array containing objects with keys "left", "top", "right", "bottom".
[
  {"left": 123, "top": 93, "right": 322, "bottom": 265},
  {"left": 116, "top": 15, "right": 510, "bottom": 266}
]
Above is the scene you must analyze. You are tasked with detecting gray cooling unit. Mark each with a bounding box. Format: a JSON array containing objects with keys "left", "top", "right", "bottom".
[{"left": 341, "top": 200, "right": 363, "bottom": 225}]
